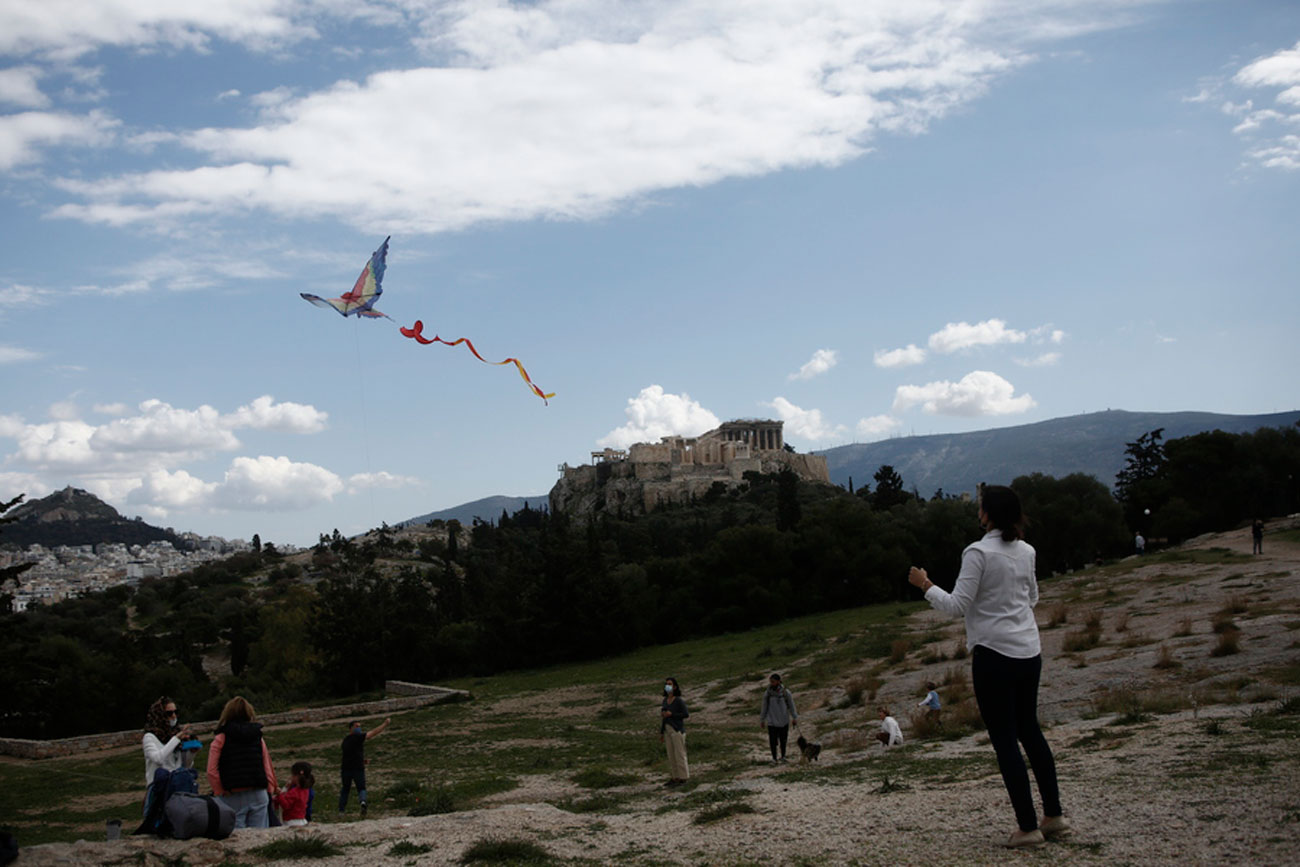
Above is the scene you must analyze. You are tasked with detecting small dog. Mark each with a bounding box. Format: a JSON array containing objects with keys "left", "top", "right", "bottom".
[{"left": 796, "top": 735, "right": 821, "bottom": 764}]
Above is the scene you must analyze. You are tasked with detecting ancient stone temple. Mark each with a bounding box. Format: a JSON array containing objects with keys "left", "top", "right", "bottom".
[{"left": 550, "top": 419, "right": 830, "bottom": 520}]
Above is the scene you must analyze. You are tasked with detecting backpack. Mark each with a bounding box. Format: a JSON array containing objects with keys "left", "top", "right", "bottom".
[
  {"left": 164, "top": 793, "right": 235, "bottom": 840},
  {"left": 134, "top": 766, "right": 199, "bottom": 837}
]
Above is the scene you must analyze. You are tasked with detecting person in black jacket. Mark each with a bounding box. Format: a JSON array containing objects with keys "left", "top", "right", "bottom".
[
  {"left": 338, "top": 717, "right": 390, "bottom": 817},
  {"left": 206, "top": 697, "right": 277, "bottom": 829}
]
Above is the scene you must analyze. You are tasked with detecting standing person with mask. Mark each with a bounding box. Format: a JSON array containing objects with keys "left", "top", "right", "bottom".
[
  {"left": 659, "top": 677, "right": 689, "bottom": 786},
  {"left": 206, "top": 696, "right": 277, "bottom": 829},
  {"left": 759, "top": 673, "right": 798, "bottom": 764},
  {"left": 908, "top": 485, "right": 1066, "bottom": 850},
  {"left": 338, "top": 717, "right": 390, "bottom": 817}
]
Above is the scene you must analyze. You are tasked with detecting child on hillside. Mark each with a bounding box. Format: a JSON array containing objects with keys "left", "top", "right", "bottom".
[
  {"left": 274, "top": 762, "right": 316, "bottom": 827},
  {"left": 917, "top": 681, "right": 942, "bottom": 725},
  {"left": 876, "top": 707, "right": 903, "bottom": 748}
]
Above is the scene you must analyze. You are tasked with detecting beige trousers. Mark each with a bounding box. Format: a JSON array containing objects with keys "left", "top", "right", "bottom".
[{"left": 665, "top": 728, "right": 689, "bottom": 780}]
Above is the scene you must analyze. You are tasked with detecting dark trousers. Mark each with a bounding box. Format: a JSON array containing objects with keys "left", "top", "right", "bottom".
[
  {"left": 338, "top": 767, "right": 367, "bottom": 811},
  {"left": 767, "top": 725, "right": 789, "bottom": 760},
  {"left": 971, "top": 646, "right": 1062, "bottom": 832}
]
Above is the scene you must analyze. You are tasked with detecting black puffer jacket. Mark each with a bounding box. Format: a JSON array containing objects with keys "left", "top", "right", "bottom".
[{"left": 216, "top": 721, "right": 267, "bottom": 791}]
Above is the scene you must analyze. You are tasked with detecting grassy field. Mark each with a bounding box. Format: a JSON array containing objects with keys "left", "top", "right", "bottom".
[{"left": 0, "top": 600, "right": 926, "bottom": 847}]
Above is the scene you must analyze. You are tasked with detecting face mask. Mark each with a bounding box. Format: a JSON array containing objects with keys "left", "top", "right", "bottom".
[{"left": 664, "top": 684, "right": 673, "bottom": 695}]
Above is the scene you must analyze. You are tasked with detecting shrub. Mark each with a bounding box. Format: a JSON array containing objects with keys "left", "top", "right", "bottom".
[
  {"left": 1172, "top": 616, "right": 1194, "bottom": 638},
  {"left": 1153, "top": 644, "right": 1180, "bottom": 669},
  {"left": 1062, "top": 629, "right": 1101, "bottom": 653},
  {"left": 1211, "top": 628, "right": 1241, "bottom": 657},
  {"left": 845, "top": 674, "right": 880, "bottom": 706},
  {"left": 459, "top": 838, "right": 552, "bottom": 864},
  {"left": 1212, "top": 612, "right": 1238, "bottom": 634},
  {"left": 409, "top": 786, "right": 456, "bottom": 815},
  {"left": 693, "top": 802, "right": 757, "bottom": 824},
  {"left": 1083, "top": 609, "right": 1103, "bottom": 633},
  {"left": 252, "top": 838, "right": 344, "bottom": 860},
  {"left": 909, "top": 709, "right": 941, "bottom": 739},
  {"left": 571, "top": 768, "right": 637, "bottom": 789},
  {"left": 1047, "top": 603, "right": 1069, "bottom": 628},
  {"left": 889, "top": 639, "right": 912, "bottom": 665},
  {"left": 1221, "top": 595, "right": 1248, "bottom": 615},
  {"left": 389, "top": 841, "right": 434, "bottom": 856},
  {"left": 1114, "top": 611, "right": 1130, "bottom": 633}
]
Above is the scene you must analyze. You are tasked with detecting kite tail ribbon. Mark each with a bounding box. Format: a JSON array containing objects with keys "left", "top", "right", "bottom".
[{"left": 400, "top": 320, "right": 555, "bottom": 404}]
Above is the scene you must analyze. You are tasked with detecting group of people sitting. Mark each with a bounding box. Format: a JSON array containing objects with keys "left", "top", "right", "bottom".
[{"left": 140, "top": 695, "right": 389, "bottom": 831}]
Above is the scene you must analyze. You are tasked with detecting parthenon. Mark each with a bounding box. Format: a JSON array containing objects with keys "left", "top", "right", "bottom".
[{"left": 553, "top": 419, "right": 829, "bottom": 519}]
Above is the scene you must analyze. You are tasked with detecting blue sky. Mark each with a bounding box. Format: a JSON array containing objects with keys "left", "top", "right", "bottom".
[{"left": 2, "top": 0, "right": 1297, "bottom": 546}]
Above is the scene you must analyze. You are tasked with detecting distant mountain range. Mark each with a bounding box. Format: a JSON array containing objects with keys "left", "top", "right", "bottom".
[
  {"left": 2, "top": 487, "right": 186, "bottom": 549},
  {"left": 814, "top": 409, "right": 1300, "bottom": 497},
  {"left": 399, "top": 494, "right": 549, "bottom": 528}
]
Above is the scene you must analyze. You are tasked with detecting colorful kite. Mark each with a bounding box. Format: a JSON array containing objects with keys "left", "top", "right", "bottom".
[
  {"left": 301, "top": 236, "right": 392, "bottom": 319},
  {"left": 302, "top": 237, "right": 553, "bottom": 403}
]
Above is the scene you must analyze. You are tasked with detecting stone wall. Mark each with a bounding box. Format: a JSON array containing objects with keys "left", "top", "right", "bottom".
[{"left": 0, "top": 681, "right": 470, "bottom": 760}]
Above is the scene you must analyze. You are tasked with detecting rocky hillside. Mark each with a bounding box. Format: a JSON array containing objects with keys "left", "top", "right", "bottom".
[
  {"left": 10, "top": 519, "right": 1299, "bottom": 865},
  {"left": 1, "top": 487, "right": 185, "bottom": 549}
]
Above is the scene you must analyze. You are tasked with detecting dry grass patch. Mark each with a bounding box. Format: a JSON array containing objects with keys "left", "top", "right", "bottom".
[
  {"left": 1047, "top": 603, "right": 1069, "bottom": 628},
  {"left": 1172, "top": 616, "right": 1194, "bottom": 638},
  {"left": 1211, "top": 628, "right": 1242, "bottom": 657},
  {"left": 1153, "top": 644, "right": 1181, "bottom": 669}
]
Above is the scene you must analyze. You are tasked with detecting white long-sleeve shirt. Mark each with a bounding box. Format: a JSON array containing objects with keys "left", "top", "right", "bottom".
[
  {"left": 142, "top": 732, "right": 182, "bottom": 785},
  {"left": 881, "top": 715, "right": 903, "bottom": 745},
  {"left": 923, "top": 530, "right": 1042, "bottom": 659}
]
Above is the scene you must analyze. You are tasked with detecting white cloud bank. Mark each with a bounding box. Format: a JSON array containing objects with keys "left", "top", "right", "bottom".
[
  {"left": 0, "top": 109, "right": 115, "bottom": 170},
  {"left": 893, "top": 370, "right": 1035, "bottom": 416},
  {"left": 856, "top": 414, "right": 902, "bottom": 439},
  {"left": 874, "top": 344, "right": 926, "bottom": 368},
  {"left": 598, "top": 385, "right": 720, "bottom": 449},
  {"left": 0, "top": 395, "right": 391, "bottom": 518},
  {"left": 928, "top": 318, "right": 1028, "bottom": 353},
  {"left": 23, "top": 0, "right": 1158, "bottom": 233},
  {"left": 1198, "top": 40, "right": 1300, "bottom": 171},
  {"left": 789, "top": 349, "right": 837, "bottom": 381},
  {"left": 765, "top": 397, "right": 844, "bottom": 443}
]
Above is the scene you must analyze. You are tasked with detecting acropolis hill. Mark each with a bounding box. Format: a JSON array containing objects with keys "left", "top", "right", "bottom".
[{"left": 550, "top": 419, "right": 830, "bottom": 519}]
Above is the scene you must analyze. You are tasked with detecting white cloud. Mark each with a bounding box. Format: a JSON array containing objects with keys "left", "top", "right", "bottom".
[
  {"left": 856, "top": 414, "right": 902, "bottom": 438},
  {"left": 0, "top": 0, "right": 311, "bottom": 58},
  {"left": 1013, "top": 351, "right": 1061, "bottom": 367},
  {"left": 91, "top": 399, "right": 238, "bottom": 453},
  {"left": 129, "top": 468, "right": 217, "bottom": 509},
  {"left": 873, "top": 344, "right": 927, "bottom": 368},
  {"left": 347, "top": 470, "right": 421, "bottom": 494},
  {"left": 0, "top": 344, "right": 41, "bottom": 363},
  {"left": 597, "top": 385, "right": 720, "bottom": 449},
  {"left": 928, "top": 318, "right": 1027, "bottom": 354},
  {"left": 789, "top": 348, "right": 838, "bottom": 381},
  {"left": 765, "top": 397, "right": 845, "bottom": 442},
  {"left": 226, "top": 395, "right": 328, "bottom": 434},
  {"left": 41, "top": 2, "right": 1157, "bottom": 234},
  {"left": 1234, "top": 41, "right": 1300, "bottom": 90},
  {"left": 1199, "top": 40, "right": 1300, "bottom": 171},
  {"left": 0, "top": 396, "right": 328, "bottom": 466},
  {"left": 0, "top": 65, "right": 48, "bottom": 108},
  {"left": 92, "top": 402, "right": 129, "bottom": 416},
  {"left": 48, "top": 400, "right": 79, "bottom": 420},
  {"left": 893, "top": 370, "right": 1036, "bottom": 416},
  {"left": 212, "top": 455, "right": 344, "bottom": 511},
  {"left": 0, "top": 283, "right": 53, "bottom": 308},
  {"left": 0, "top": 109, "right": 115, "bottom": 169},
  {"left": 1156, "top": 334, "right": 1176, "bottom": 344}
]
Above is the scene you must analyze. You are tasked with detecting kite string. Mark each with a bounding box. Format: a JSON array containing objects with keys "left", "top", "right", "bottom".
[{"left": 353, "top": 321, "right": 378, "bottom": 527}]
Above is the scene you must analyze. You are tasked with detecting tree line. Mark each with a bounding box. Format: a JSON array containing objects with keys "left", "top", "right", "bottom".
[{"left": 2, "top": 423, "right": 1294, "bottom": 739}]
